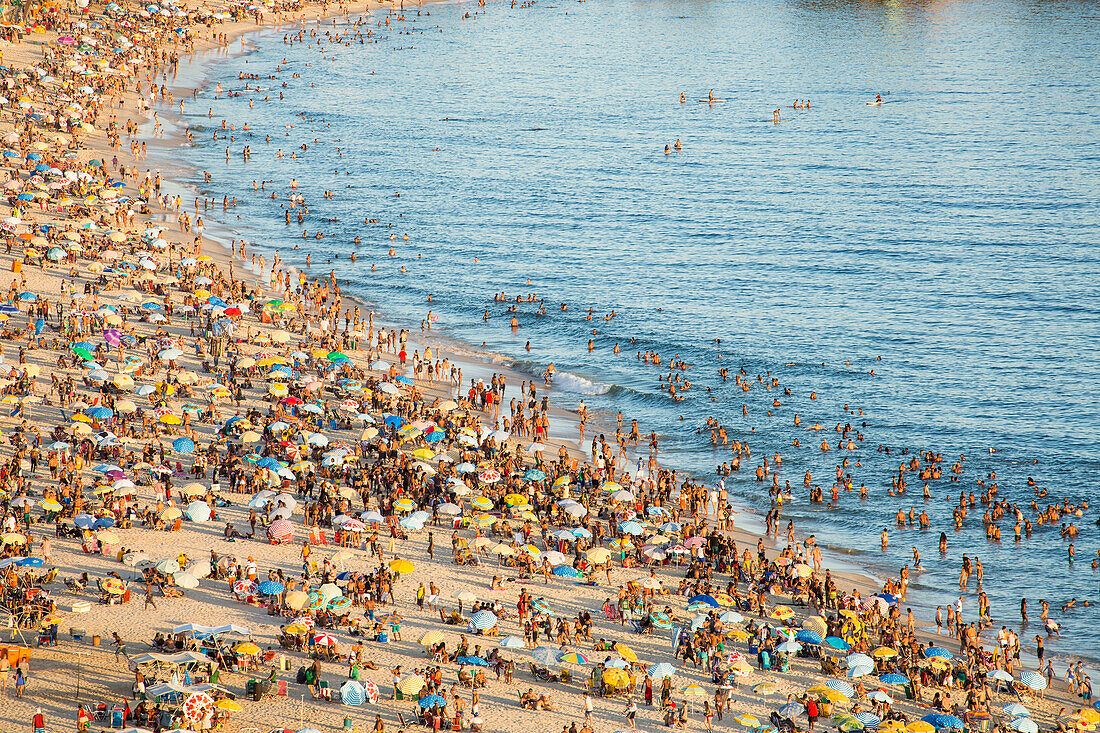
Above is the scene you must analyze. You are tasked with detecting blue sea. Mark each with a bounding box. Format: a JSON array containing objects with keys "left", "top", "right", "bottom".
[{"left": 170, "top": 0, "right": 1100, "bottom": 664}]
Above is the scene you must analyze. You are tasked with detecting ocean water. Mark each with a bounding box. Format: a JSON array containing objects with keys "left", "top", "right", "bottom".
[{"left": 173, "top": 0, "right": 1100, "bottom": 663}]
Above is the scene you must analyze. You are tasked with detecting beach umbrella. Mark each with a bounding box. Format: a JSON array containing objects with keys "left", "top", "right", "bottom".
[
  {"left": 258, "top": 581, "right": 285, "bottom": 595},
  {"left": 285, "top": 590, "right": 308, "bottom": 610},
  {"left": 267, "top": 519, "right": 294, "bottom": 543},
  {"left": 1003, "top": 704, "right": 1030, "bottom": 719},
  {"left": 796, "top": 629, "right": 822, "bottom": 644},
  {"left": 389, "top": 559, "right": 415, "bottom": 575},
  {"left": 1010, "top": 721, "right": 1038, "bottom": 733},
  {"left": 879, "top": 674, "right": 909, "bottom": 686},
  {"left": 779, "top": 703, "right": 803, "bottom": 719},
  {"left": 185, "top": 501, "right": 211, "bottom": 523},
  {"left": 827, "top": 680, "right": 856, "bottom": 697},
  {"left": 155, "top": 558, "right": 180, "bottom": 574},
  {"left": 182, "top": 692, "right": 213, "bottom": 723},
  {"left": 869, "top": 691, "right": 893, "bottom": 704},
  {"left": 362, "top": 678, "right": 380, "bottom": 704},
  {"left": 587, "top": 547, "right": 612, "bottom": 563},
  {"left": 615, "top": 643, "right": 639, "bottom": 663},
  {"left": 419, "top": 630, "right": 445, "bottom": 647},
  {"left": 532, "top": 646, "right": 561, "bottom": 665},
  {"left": 907, "top": 724, "right": 935, "bottom": 733},
  {"left": 470, "top": 610, "right": 498, "bottom": 630},
  {"left": 499, "top": 636, "right": 526, "bottom": 648},
  {"left": 923, "top": 647, "right": 953, "bottom": 660},
  {"left": 734, "top": 715, "right": 760, "bottom": 727},
  {"left": 173, "top": 572, "right": 199, "bottom": 589},
  {"left": 418, "top": 694, "right": 446, "bottom": 709},
  {"left": 856, "top": 714, "right": 882, "bottom": 728},
  {"left": 922, "top": 715, "right": 963, "bottom": 730},
  {"left": 688, "top": 594, "right": 719, "bottom": 607},
  {"left": 172, "top": 437, "right": 195, "bottom": 454},
  {"left": 777, "top": 640, "right": 802, "bottom": 655},
  {"left": 233, "top": 580, "right": 258, "bottom": 598},
  {"left": 848, "top": 664, "right": 874, "bottom": 679},
  {"left": 313, "top": 633, "right": 337, "bottom": 647},
  {"left": 103, "top": 578, "right": 126, "bottom": 595},
  {"left": 398, "top": 675, "right": 426, "bottom": 697},
  {"left": 187, "top": 560, "right": 212, "bottom": 579},
  {"left": 825, "top": 636, "right": 851, "bottom": 651},
  {"left": 847, "top": 653, "right": 874, "bottom": 668},
  {"left": 1018, "top": 671, "right": 1047, "bottom": 691},
  {"left": 649, "top": 662, "right": 676, "bottom": 679},
  {"left": 341, "top": 680, "right": 365, "bottom": 706},
  {"left": 452, "top": 590, "right": 478, "bottom": 604}
]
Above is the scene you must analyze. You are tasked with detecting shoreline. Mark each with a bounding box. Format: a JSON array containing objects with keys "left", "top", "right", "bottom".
[
  {"left": 0, "top": 2, "right": 1093, "bottom": 732},
  {"left": 149, "top": 10, "right": 895, "bottom": 596},
  {"left": 143, "top": 5, "right": 1098, "bottom": 679}
]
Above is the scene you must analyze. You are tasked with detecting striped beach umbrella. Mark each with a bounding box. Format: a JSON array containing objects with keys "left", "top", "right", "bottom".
[
  {"left": 313, "top": 633, "right": 337, "bottom": 647},
  {"left": 470, "top": 610, "right": 498, "bottom": 630},
  {"left": 341, "top": 680, "right": 365, "bottom": 706},
  {"left": 826, "top": 680, "right": 855, "bottom": 697},
  {"left": 648, "top": 662, "right": 676, "bottom": 679},
  {"left": 398, "top": 674, "right": 426, "bottom": 697},
  {"left": 1009, "top": 720, "right": 1038, "bottom": 733},
  {"left": 267, "top": 518, "right": 294, "bottom": 543},
  {"left": 419, "top": 630, "right": 445, "bottom": 647},
  {"left": 1018, "top": 671, "right": 1047, "bottom": 691}
]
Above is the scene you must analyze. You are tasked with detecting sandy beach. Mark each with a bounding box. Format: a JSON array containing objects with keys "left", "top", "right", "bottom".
[{"left": 0, "top": 3, "right": 1094, "bottom": 733}]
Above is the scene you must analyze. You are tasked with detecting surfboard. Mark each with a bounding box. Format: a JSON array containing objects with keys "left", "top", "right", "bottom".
[
  {"left": 866, "top": 101, "right": 884, "bottom": 106},
  {"left": 698, "top": 99, "right": 724, "bottom": 103}
]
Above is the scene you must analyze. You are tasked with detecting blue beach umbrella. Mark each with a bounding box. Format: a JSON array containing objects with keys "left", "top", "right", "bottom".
[
  {"left": 923, "top": 647, "right": 953, "bottom": 660},
  {"left": 826, "top": 680, "right": 855, "bottom": 697},
  {"left": 688, "top": 594, "right": 718, "bottom": 607},
  {"left": 922, "top": 714, "right": 963, "bottom": 730},
  {"left": 531, "top": 646, "right": 561, "bottom": 665},
  {"left": 341, "top": 680, "right": 365, "bottom": 706},
  {"left": 552, "top": 566, "right": 580, "bottom": 577},
  {"left": 418, "top": 694, "right": 446, "bottom": 709},
  {"left": 879, "top": 674, "right": 909, "bottom": 686},
  {"left": 824, "top": 636, "right": 850, "bottom": 650},
  {"left": 257, "top": 580, "right": 285, "bottom": 595},
  {"left": 470, "top": 610, "right": 497, "bottom": 630},
  {"left": 172, "top": 437, "right": 195, "bottom": 454},
  {"left": 796, "top": 630, "right": 823, "bottom": 645}
]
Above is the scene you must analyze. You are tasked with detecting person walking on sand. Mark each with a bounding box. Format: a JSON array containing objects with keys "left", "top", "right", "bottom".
[{"left": 625, "top": 698, "right": 638, "bottom": 729}]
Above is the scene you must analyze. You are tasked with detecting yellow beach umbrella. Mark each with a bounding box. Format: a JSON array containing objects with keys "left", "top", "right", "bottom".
[
  {"left": 234, "top": 642, "right": 261, "bottom": 655},
  {"left": 614, "top": 643, "right": 638, "bottom": 663},
  {"left": 389, "top": 559, "right": 415, "bottom": 575},
  {"left": 419, "top": 630, "right": 444, "bottom": 647},
  {"left": 215, "top": 699, "right": 242, "bottom": 712}
]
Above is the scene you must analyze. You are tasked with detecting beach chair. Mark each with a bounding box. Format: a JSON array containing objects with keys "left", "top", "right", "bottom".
[{"left": 70, "top": 627, "right": 85, "bottom": 642}]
